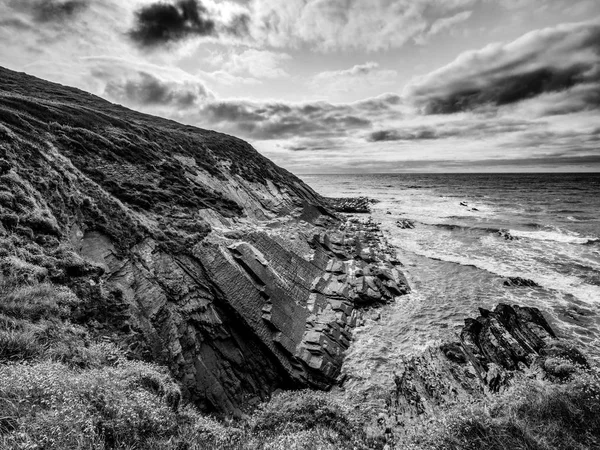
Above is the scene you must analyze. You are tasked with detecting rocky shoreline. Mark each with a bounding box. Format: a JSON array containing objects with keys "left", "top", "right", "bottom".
[{"left": 328, "top": 199, "right": 592, "bottom": 438}]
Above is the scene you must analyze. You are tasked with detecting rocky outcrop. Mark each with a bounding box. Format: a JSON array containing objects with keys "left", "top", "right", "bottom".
[
  {"left": 327, "top": 197, "right": 374, "bottom": 214},
  {"left": 0, "top": 66, "right": 410, "bottom": 416},
  {"left": 504, "top": 277, "right": 540, "bottom": 287},
  {"left": 396, "top": 219, "right": 415, "bottom": 229},
  {"left": 498, "top": 229, "right": 518, "bottom": 240},
  {"left": 389, "top": 304, "right": 588, "bottom": 424}
]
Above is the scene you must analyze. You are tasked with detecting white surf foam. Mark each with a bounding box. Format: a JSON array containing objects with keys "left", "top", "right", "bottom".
[{"left": 509, "top": 228, "right": 597, "bottom": 245}]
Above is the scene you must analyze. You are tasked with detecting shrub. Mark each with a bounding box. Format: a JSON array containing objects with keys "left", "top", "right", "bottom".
[
  {"left": 0, "top": 360, "right": 182, "bottom": 449},
  {"left": 249, "top": 390, "right": 379, "bottom": 450},
  {"left": 0, "top": 327, "right": 41, "bottom": 360},
  {"left": 0, "top": 283, "right": 79, "bottom": 321},
  {"left": 0, "top": 255, "right": 47, "bottom": 281},
  {"left": 421, "top": 373, "right": 600, "bottom": 450}
]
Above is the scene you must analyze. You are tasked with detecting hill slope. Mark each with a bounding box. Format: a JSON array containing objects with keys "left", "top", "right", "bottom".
[{"left": 0, "top": 66, "right": 408, "bottom": 415}]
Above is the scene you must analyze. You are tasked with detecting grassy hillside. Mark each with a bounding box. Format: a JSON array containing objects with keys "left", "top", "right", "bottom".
[{"left": 0, "top": 65, "right": 322, "bottom": 252}]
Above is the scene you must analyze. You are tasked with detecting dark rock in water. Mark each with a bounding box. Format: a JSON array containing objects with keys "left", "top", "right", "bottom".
[
  {"left": 388, "top": 304, "right": 589, "bottom": 424},
  {"left": 504, "top": 277, "right": 540, "bottom": 287},
  {"left": 396, "top": 219, "right": 415, "bottom": 229},
  {"left": 498, "top": 229, "right": 518, "bottom": 240},
  {"left": 327, "top": 196, "right": 373, "bottom": 213}
]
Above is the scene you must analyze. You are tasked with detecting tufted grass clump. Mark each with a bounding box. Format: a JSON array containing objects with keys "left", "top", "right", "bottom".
[
  {"left": 0, "top": 282, "right": 80, "bottom": 321},
  {"left": 247, "top": 390, "right": 381, "bottom": 450},
  {"left": 0, "top": 359, "right": 183, "bottom": 449},
  {"left": 416, "top": 372, "right": 600, "bottom": 450}
]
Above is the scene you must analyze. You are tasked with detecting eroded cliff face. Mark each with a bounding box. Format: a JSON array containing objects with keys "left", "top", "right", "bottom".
[{"left": 0, "top": 67, "right": 409, "bottom": 415}]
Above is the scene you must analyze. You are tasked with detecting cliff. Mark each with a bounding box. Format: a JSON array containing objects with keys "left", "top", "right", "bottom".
[{"left": 0, "top": 66, "right": 409, "bottom": 416}]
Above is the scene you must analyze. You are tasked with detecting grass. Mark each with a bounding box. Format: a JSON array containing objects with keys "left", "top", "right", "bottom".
[
  {"left": 403, "top": 372, "right": 600, "bottom": 450},
  {"left": 0, "top": 279, "right": 599, "bottom": 449}
]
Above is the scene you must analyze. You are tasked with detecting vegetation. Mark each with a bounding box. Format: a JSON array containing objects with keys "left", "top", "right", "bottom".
[{"left": 415, "top": 373, "right": 600, "bottom": 450}]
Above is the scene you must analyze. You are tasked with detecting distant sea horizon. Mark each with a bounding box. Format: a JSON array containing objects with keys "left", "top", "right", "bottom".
[{"left": 299, "top": 171, "right": 600, "bottom": 175}]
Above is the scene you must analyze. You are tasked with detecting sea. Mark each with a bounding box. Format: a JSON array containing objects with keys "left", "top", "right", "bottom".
[{"left": 300, "top": 173, "right": 600, "bottom": 390}]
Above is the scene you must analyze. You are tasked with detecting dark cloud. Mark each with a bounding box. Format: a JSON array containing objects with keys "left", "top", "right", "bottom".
[
  {"left": 129, "top": 0, "right": 216, "bottom": 47},
  {"left": 406, "top": 20, "right": 600, "bottom": 114},
  {"left": 6, "top": 0, "right": 88, "bottom": 24},
  {"left": 35, "top": 0, "right": 87, "bottom": 22},
  {"left": 101, "top": 71, "right": 210, "bottom": 107},
  {"left": 367, "top": 118, "right": 538, "bottom": 142},
  {"left": 368, "top": 128, "right": 439, "bottom": 141},
  {"left": 423, "top": 66, "right": 590, "bottom": 114},
  {"left": 284, "top": 138, "right": 346, "bottom": 152},
  {"left": 355, "top": 94, "right": 403, "bottom": 111},
  {"left": 226, "top": 13, "right": 251, "bottom": 37},
  {"left": 197, "top": 100, "right": 374, "bottom": 140}
]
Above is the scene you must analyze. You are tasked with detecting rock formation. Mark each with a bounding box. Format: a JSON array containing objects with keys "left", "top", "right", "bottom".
[
  {"left": 396, "top": 219, "right": 415, "bottom": 229},
  {"left": 498, "top": 229, "right": 518, "bottom": 240},
  {"left": 388, "top": 304, "right": 588, "bottom": 425},
  {"left": 0, "top": 66, "right": 409, "bottom": 416},
  {"left": 504, "top": 277, "right": 540, "bottom": 287},
  {"left": 327, "top": 197, "right": 374, "bottom": 213}
]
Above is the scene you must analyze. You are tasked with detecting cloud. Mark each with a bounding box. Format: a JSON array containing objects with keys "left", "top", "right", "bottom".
[
  {"left": 367, "top": 118, "right": 540, "bottom": 141},
  {"left": 221, "top": 49, "right": 292, "bottom": 79},
  {"left": 282, "top": 137, "right": 349, "bottom": 152},
  {"left": 126, "top": 0, "right": 481, "bottom": 52},
  {"left": 405, "top": 19, "right": 600, "bottom": 114},
  {"left": 103, "top": 71, "right": 210, "bottom": 108},
  {"left": 311, "top": 62, "right": 397, "bottom": 90},
  {"left": 194, "top": 99, "right": 375, "bottom": 140},
  {"left": 225, "top": 13, "right": 251, "bottom": 37},
  {"left": 250, "top": 0, "right": 478, "bottom": 52},
  {"left": 84, "top": 57, "right": 213, "bottom": 109},
  {"left": 368, "top": 128, "right": 438, "bottom": 141},
  {"left": 427, "top": 10, "right": 472, "bottom": 37},
  {"left": 129, "top": 0, "right": 217, "bottom": 47},
  {"left": 2, "top": 0, "right": 89, "bottom": 25},
  {"left": 35, "top": 0, "right": 88, "bottom": 22},
  {"left": 128, "top": 0, "right": 254, "bottom": 48}
]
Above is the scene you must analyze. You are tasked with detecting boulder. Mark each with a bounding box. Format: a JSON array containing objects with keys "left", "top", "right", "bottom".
[
  {"left": 396, "top": 219, "right": 415, "bottom": 229},
  {"left": 504, "top": 277, "right": 540, "bottom": 287}
]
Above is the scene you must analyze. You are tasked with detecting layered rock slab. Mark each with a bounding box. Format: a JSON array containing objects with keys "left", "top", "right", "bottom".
[
  {"left": 389, "top": 304, "right": 589, "bottom": 425},
  {"left": 71, "top": 213, "right": 410, "bottom": 415}
]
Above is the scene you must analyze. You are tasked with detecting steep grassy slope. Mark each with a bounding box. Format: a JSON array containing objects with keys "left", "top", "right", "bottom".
[
  {"left": 0, "top": 65, "right": 334, "bottom": 416},
  {"left": 0, "top": 66, "right": 322, "bottom": 251}
]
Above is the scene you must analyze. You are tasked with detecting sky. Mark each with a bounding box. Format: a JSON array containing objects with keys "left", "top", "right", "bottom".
[{"left": 1, "top": 0, "right": 599, "bottom": 173}]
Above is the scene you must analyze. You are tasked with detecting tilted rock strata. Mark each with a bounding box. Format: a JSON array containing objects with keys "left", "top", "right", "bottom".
[
  {"left": 327, "top": 197, "right": 374, "bottom": 214},
  {"left": 390, "top": 304, "right": 589, "bottom": 424}
]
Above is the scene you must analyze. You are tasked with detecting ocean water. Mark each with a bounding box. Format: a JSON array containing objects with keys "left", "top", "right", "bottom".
[{"left": 300, "top": 173, "right": 600, "bottom": 381}]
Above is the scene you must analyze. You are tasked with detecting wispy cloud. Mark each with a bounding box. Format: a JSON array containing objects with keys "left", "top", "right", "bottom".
[
  {"left": 310, "top": 62, "right": 398, "bottom": 94},
  {"left": 426, "top": 10, "right": 473, "bottom": 38},
  {"left": 221, "top": 49, "right": 292, "bottom": 79}
]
